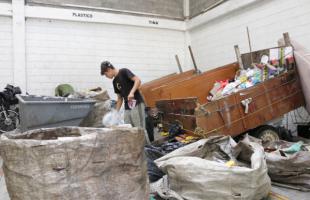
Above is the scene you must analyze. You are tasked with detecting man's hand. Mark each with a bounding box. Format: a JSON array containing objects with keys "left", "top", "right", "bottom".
[
  {"left": 128, "top": 92, "right": 134, "bottom": 100},
  {"left": 128, "top": 75, "right": 141, "bottom": 101},
  {"left": 116, "top": 94, "right": 123, "bottom": 111}
]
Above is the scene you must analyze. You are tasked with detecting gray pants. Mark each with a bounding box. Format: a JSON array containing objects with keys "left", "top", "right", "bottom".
[
  {"left": 124, "top": 103, "right": 150, "bottom": 143},
  {"left": 124, "top": 103, "right": 145, "bottom": 128}
]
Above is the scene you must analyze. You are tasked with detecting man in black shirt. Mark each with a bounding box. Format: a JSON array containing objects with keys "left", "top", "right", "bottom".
[{"left": 100, "top": 61, "right": 147, "bottom": 131}]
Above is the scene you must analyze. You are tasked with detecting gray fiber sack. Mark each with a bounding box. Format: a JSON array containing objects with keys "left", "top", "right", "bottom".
[
  {"left": 264, "top": 140, "right": 310, "bottom": 190},
  {"left": 0, "top": 127, "right": 149, "bottom": 200},
  {"left": 154, "top": 136, "right": 271, "bottom": 200}
]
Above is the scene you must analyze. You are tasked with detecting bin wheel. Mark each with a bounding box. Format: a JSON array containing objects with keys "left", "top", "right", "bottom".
[{"left": 255, "top": 125, "right": 280, "bottom": 144}]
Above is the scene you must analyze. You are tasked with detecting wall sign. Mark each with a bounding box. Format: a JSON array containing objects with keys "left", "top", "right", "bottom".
[
  {"left": 72, "top": 12, "right": 93, "bottom": 18},
  {"left": 149, "top": 20, "right": 159, "bottom": 25}
]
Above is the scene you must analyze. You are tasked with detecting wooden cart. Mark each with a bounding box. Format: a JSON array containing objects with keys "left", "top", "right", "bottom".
[{"left": 141, "top": 46, "right": 305, "bottom": 139}]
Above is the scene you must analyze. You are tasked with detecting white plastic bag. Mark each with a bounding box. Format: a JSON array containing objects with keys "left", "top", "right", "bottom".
[{"left": 102, "top": 109, "right": 124, "bottom": 127}]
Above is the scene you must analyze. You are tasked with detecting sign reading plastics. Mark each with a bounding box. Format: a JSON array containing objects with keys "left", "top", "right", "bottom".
[{"left": 72, "top": 12, "right": 93, "bottom": 18}]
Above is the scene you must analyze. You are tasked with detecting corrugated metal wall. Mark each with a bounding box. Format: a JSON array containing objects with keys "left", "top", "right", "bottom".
[
  {"left": 189, "top": 0, "right": 225, "bottom": 18},
  {"left": 26, "top": 0, "right": 184, "bottom": 19}
]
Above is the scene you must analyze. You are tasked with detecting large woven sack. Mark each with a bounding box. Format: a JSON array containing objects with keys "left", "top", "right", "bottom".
[
  {"left": 0, "top": 127, "right": 148, "bottom": 200},
  {"left": 263, "top": 140, "right": 310, "bottom": 190},
  {"left": 154, "top": 136, "right": 271, "bottom": 200}
]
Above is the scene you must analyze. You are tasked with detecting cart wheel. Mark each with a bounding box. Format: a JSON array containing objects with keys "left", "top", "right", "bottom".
[{"left": 255, "top": 125, "right": 280, "bottom": 144}]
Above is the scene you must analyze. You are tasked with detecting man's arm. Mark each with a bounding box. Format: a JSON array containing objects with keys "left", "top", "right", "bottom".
[
  {"left": 116, "top": 94, "right": 123, "bottom": 111},
  {"left": 128, "top": 76, "right": 141, "bottom": 100}
]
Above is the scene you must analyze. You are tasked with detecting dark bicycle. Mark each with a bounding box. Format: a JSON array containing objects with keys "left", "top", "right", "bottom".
[{"left": 0, "top": 85, "right": 21, "bottom": 133}]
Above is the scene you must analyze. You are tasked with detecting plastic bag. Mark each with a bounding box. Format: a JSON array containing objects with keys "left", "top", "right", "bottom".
[{"left": 102, "top": 109, "right": 124, "bottom": 127}]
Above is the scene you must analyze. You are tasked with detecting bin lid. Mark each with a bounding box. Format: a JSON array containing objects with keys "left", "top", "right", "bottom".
[{"left": 17, "top": 94, "right": 96, "bottom": 104}]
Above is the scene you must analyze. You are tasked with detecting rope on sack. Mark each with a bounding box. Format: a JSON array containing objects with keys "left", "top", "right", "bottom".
[{"left": 194, "top": 127, "right": 207, "bottom": 138}]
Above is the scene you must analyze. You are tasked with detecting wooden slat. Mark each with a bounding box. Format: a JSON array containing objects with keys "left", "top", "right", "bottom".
[
  {"left": 162, "top": 113, "right": 197, "bottom": 131},
  {"left": 140, "top": 69, "right": 195, "bottom": 107},
  {"left": 158, "top": 70, "right": 305, "bottom": 138},
  {"left": 196, "top": 94, "right": 244, "bottom": 136},
  {"left": 153, "top": 63, "right": 239, "bottom": 104},
  {"left": 197, "top": 70, "right": 304, "bottom": 136},
  {"left": 241, "top": 46, "right": 295, "bottom": 68},
  {"left": 156, "top": 98, "right": 197, "bottom": 115},
  {"left": 157, "top": 98, "right": 198, "bottom": 131}
]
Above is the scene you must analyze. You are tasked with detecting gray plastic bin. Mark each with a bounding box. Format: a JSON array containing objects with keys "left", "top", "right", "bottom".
[{"left": 17, "top": 95, "right": 96, "bottom": 132}]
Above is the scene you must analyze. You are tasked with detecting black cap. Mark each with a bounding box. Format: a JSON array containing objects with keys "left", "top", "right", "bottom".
[{"left": 100, "top": 61, "right": 114, "bottom": 75}]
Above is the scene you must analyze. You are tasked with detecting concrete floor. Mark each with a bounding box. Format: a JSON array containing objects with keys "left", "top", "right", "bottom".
[
  {"left": 271, "top": 186, "right": 309, "bottom": 200},
  {"left": 0, "top": 159, "right": 9, "bottom": 200}
]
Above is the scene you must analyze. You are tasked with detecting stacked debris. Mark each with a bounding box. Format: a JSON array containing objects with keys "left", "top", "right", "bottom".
[{"left": 207, "top": 46, "right": 294, "bottom": 101}]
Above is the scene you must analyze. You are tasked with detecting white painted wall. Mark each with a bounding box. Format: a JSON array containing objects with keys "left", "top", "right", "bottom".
[
  {"left": 188, "top": 0, "right": 310, "bottom": 71},
  {"left": 2, "top": 0, "right": 310, "bottom": 99},
  {"left": 0, "top": 16, "right": 13, "bottom": 89},
  {"left": 25, "top": 18, "right": 186, "bottom": 98},
  {"left": 12, "top": 0, "right": 27, "bottom": 91}
]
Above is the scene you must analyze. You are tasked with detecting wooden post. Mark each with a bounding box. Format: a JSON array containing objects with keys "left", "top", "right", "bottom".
[
  {"left": 234, "top": 45, "right": 244, "bottom": 70},
  {"left": 188, "top": 45, "right": 199, "bottom": 74},
  {"left": 175, "top": 55, "right": 183, "bottom": 73},
  {"left": 246, "top": 26, "right": 254, "bottom": 64},
  {"left": 283, "top": 32, "right": 291, "bottom": 46},
  {"left": 277, "top": 39, "right": 285, "bottom": 47}
]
